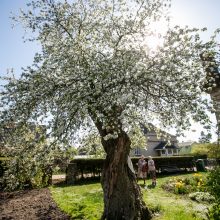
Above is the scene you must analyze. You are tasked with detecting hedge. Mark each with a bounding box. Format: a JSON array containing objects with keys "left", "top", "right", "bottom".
[{"left": 66, "top": 156, "right": 198, "bottom": 184}]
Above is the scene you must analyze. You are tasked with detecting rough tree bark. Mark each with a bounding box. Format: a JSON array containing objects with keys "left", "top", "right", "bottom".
[
  {"left": 100, "top": 131, "right": 151, "bottom": 220},
  {"left": 89, "top": 105, "right": 151, "bottom": 220}
]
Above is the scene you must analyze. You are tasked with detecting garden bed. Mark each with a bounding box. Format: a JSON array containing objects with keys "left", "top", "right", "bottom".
[{"left": 0, "top": 188, "right": 70, "bottom": 220}]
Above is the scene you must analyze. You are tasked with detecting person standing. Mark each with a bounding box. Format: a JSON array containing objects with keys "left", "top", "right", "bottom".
[
  {"left": 137, "top": 155, "right": 147, "bottom": 185},
  {"left": 148, "top": 156, "right": 156, "bottom": 187}
]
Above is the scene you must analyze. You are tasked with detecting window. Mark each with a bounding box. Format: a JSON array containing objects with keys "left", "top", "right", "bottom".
[
  {"left": 134, "top": 148, "right": 141, "bottom": 156},
  {"left": 173, "top": 149, "right": 178, "bottom": 155},
  {"left": 161, "top": 150, "right": 166, "bottom": 156},
  {"left": 167, "top": 148, "right": 172, "bottom": 155}
]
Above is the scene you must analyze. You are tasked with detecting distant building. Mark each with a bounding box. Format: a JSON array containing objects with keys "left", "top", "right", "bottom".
[
  {"left": 130, "top": 125, "right": 179, "bottom": 157},
  {"left": 178, "top": 141, "right": 195, "bottom": 155}
]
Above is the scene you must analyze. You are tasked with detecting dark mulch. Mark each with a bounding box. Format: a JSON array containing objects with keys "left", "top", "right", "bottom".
[{"left": 0, "top": 188, "right": 71, "bottom": 220}]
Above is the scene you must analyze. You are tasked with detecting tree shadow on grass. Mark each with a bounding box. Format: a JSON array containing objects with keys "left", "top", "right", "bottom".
[
  {"left": 53, "top": 171, "right": 198, "bottom": 189},
  {"left": 52, "top": 177, "right": 101, "bottom": 188}
]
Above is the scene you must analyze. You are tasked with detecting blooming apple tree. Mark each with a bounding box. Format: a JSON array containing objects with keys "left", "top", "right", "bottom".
[{"left": 1, "top": 0, "right": 219, "bottom": 219}]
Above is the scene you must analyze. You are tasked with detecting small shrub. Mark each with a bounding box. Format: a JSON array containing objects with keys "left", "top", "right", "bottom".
[
  {"left": 209, "top": 203, "right": 220, "bottom": 220},
  {"left": 174, "top": 181, "right": 187, "bottom": 194},
  {"left": 3, "top": 158, "right": 52, "bottom": 191},
  {"left": 207, "top": 167, "right": 220, "bottom": 203},
  {"left": 206, "top": 167, "right": 220, "bottom": 220},
  {"left": 189, "top": 192, "right": 215, "bottom": 203},
  {"left": 193, "top": 204, "right": 210, "bottom": 220},
  {"left": 162, "top": 173, "right": 207, "bottom": 195}
]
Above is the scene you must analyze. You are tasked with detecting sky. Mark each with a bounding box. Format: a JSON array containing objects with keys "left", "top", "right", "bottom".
[{"left": 0, "top": 0, "right": 220, "bottom": 142}]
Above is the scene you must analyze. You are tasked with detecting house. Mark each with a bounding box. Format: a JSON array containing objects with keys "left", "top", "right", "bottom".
[
  {"left": 130, "top": 125, "right": 179, "bottom": 157},
  {"left": 178, "top": 141, "right": 195, "bottom": 155}
]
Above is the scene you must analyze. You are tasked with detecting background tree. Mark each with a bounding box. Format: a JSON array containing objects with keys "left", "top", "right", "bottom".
[
  {"left": 0, "top": 0, "right": 219, "bottom": 219},
  {"left": 200, "top": 50, "right": 220, "bottom": 125},
  {"left": 0, "top": 124, "right": 53, "bottom": 190},
  {"left": 0, "top": 123, "right": 76, "bottom": 190},
  {"left": 78, "top": 131, "right": 105, "bottom": 158},
  {"left": 78, "top": 125, "right": 146, "bottom": 158},
  {"left": 200, "top": 50, "right": 220, "bottom": 159},
  {"left": 129, "top": 125, "right": 147, "bottom": 150},
  {"left": 200, "top": 50, "right": 220, "bottom": 218},
  {"left": 52, "top": 144, "right": 77, "bottom": 173},
  {"left": 191, "top": 142, "right": 218, "bottom": 158},
  {"left": 199, "top": 131, "right": 212, "bottom": 143}
]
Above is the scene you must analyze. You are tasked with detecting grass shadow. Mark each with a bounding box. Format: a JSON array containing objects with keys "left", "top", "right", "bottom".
[
  {"left": 52, "top": 170, "right": 200, "bottom": 189},
  {"left": 52, "top": 178, "right": 101, "bottom": 188}
]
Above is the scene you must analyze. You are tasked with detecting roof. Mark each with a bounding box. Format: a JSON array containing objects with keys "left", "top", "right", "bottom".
[
  {"left": 178, "top": 141, "right": 195, "bottom": 147},
  {"left": 140, "top": 123, "right": 176, "bottom": 139},
  {"left": 154, "top": 141, "right": 179, "bottom": 150}
]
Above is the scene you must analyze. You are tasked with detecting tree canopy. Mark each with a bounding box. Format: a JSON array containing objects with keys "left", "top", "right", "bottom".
[{"left": 1, "top": 0, "right": 218, "bottom": 141}]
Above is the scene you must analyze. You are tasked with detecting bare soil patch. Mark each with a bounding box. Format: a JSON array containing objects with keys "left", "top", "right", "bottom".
[{"left": 0, "top": 188, "right": 70, "bottom": 220}]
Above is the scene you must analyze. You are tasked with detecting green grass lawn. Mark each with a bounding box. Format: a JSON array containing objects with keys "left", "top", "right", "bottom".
[
  {"left": 50, "top": 173, "right": 210, "bottom": 220},
  {"left": 142, "top": 173, "right": 209, "bottom": 220},
  {"left": 50, "top": 182, "right": 103, "bottom": 220}
]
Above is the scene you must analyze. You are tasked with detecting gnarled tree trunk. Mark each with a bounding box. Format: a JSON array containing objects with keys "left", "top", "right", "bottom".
[{"left": 100, "top": 131, "right": 151, "bottom": 220}]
